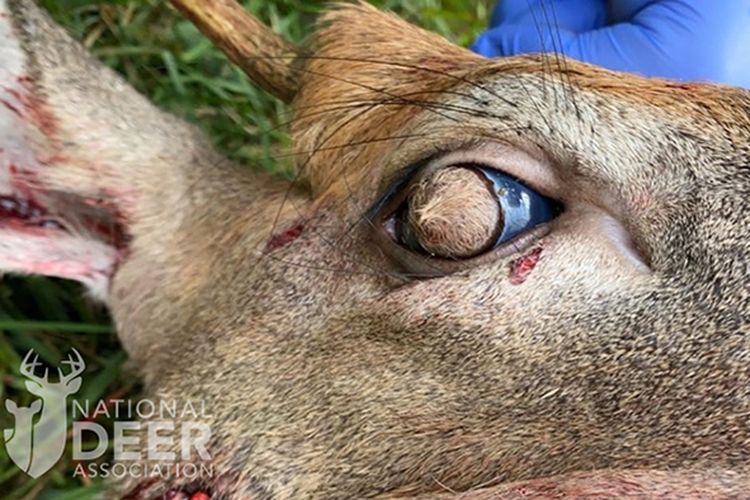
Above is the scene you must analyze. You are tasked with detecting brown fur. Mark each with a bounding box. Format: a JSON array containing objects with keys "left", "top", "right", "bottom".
[
  {"left": 408, "top": 167, "right": 499, "bottom": 258},
  {"left": 2, "top": 0, "right": 750, "bottom": 498}
]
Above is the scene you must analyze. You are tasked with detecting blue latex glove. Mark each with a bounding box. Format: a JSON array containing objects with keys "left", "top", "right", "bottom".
[{"left": 471, "top": 0, "right": 750, "bottom": 89}]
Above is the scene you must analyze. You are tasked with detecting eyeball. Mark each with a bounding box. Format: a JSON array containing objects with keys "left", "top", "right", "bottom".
[
  {"left": 387, "top": 164, "right": 560, "bottom": 260},
  {"left": 398, "top": 167, "right": 501, "bottom": 259}
]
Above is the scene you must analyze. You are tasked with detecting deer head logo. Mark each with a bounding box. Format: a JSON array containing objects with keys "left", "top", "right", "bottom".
[{"left": 3, "top": 349, "right": 85, "bottom": 478}]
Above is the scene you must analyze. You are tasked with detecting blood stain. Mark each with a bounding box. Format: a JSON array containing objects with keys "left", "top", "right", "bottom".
[
  {"left": 265, "top": 223, "right": 304, "bottom": 252},
  {"left": 0, "top": 194, "right": 45, "bottom": 220},
  {"left": 509, "top": 247, "right": 543, "bottom": 285},
  {"left": 3, "top": 83, "right": 59, "bottom": 136},
  {"left": 0, "top": 98, "right": 22, "bottom": 117}
]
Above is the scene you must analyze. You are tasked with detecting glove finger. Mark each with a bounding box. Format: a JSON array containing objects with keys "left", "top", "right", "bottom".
[
  {"left": 584, "top": 4, "right": 750, "bottom": 87},
  {"left": 491, "top": 0, "right": 607, "bottom": 32},
  {"left": 563, "top": 23, "right": 668, "bottom": 74},
  {"left": 471, "top": 22, "right": 652, "bottom": 72},
  {"left": 471, "top": 23, "right": 578, "bottom": 58},
  {"left": 475, "top": 21, "right": 681, "bottom": 75},
  {"left": 608, "top": 0, "right": 662, "bottom": 23}
]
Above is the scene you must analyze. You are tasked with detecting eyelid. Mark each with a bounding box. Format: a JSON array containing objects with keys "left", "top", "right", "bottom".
[
  {"left": 425, "top": 142, "right": 560, "bottom": 200},
  {"left": 370, "top": 143, "right": 561, "bottom": 277}
]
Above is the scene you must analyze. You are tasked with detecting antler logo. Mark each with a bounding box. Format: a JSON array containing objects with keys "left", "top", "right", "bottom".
[{"left": 3, "top": 349, "right": 85, "bottom": 477}]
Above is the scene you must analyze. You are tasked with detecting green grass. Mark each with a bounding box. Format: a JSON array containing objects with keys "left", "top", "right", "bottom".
[{"left": 0, "top": 1, "right": 489, "bottom": 497}]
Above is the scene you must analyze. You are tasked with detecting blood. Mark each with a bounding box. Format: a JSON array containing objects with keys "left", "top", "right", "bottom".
[
  {"left": 24, "top": 92, "right": 58, "bottom": 136},
  {"left": 0, "top": 194, "right": 69, "bottom": 234},
  {"left": 8, "top": 163, "right": 44, "bottom": 195},
  {"left": 4, "top": 86, "right": 23, "bottom": 101},
  {"left": 509, "top": 247, "right": 543, "bottom": 285},
  {"left": 265, "top": 223, "right": 304, "bottom": 251},
  {"left": 160, "top": 489, "right": 211, "bottom": 500},
  {"left": 4, "top": 155, "right": 131, "bottom": 249},
  {"left": 2, "top": 81, "right": 59, "bottom": 136},
  {"left": 0, "top": 195, "right": 46, "bottom": 221},
  {"left": 87, "top": 218, "right": 131, "bottom": 252},
  {"left": 0, "top": 98, "right": 22, "bottom": 117},
  {"left": 0, "top": 192, "right": 130, "bottom": 253}
]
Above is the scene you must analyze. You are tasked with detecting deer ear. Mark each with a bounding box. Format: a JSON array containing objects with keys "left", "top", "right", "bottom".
[
  {"left": 65, "top": 377, "right": 82, "bottom": 394},
  {"left": 23, "top": 380, "right": 42, "bottom": 394},
  {"left": 1, "top": 0, "right": 202, "bottom": 299},
  {"left": 5, "top": 399, "right": 17, "bottom": 412},
  {"left": 29, "top": 399, "right": 41, "bottom": 412}
]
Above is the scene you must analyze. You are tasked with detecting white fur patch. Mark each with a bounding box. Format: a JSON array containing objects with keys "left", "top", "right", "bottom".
[
  {"left": 0, "top": 0, "right": 39, "bottom": 197},
  {"left": 0, "top": 1, "right": 24, "bottom": 76},
  {"left": 0, "top": 0, "right": 116, "bottom": 300},
  {"left": 0, "top": 229, "right": 116, "bottom": 299}
]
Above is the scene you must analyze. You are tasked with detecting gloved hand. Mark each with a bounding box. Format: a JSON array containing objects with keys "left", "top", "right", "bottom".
[{"left": 471, "top": 0, "right": 750, "bottom": 89}]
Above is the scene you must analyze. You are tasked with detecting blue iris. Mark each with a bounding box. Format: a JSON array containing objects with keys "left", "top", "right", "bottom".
[{"left": 476, "top": 166, "right": 559, "bottom": 246}]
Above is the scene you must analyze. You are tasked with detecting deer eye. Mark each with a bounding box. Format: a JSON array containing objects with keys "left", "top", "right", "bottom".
[{"left": 379, "top": 164, "right": 561, "bottom": 263}]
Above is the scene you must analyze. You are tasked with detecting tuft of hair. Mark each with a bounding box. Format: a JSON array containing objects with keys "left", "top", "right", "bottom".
[{"left": 408, "top": 167, "right": 500, "bottom": 258}]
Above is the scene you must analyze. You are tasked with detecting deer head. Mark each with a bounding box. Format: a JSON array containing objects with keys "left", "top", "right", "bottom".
[
  {"left": 2, "top": 0, "right": 750, "bottom": 498},
  {"left": 19, "top": 349, "right": 85, "bottom": 398}
]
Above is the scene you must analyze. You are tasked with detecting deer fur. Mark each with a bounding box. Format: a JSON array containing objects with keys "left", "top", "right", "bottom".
[
  {"left": 408, "top": 167, "right": 501, "bottom": 258},
  {"left": 2, "top": 0, "right": 750, "bottom": 498}
]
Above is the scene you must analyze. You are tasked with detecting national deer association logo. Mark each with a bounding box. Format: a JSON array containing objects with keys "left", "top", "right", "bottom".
[
  {"left": 3, "top": 349, "right": 85, "bottom": 478},
  {"left": 3, "top": 348, "right": 213, "bottom": 481}
]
